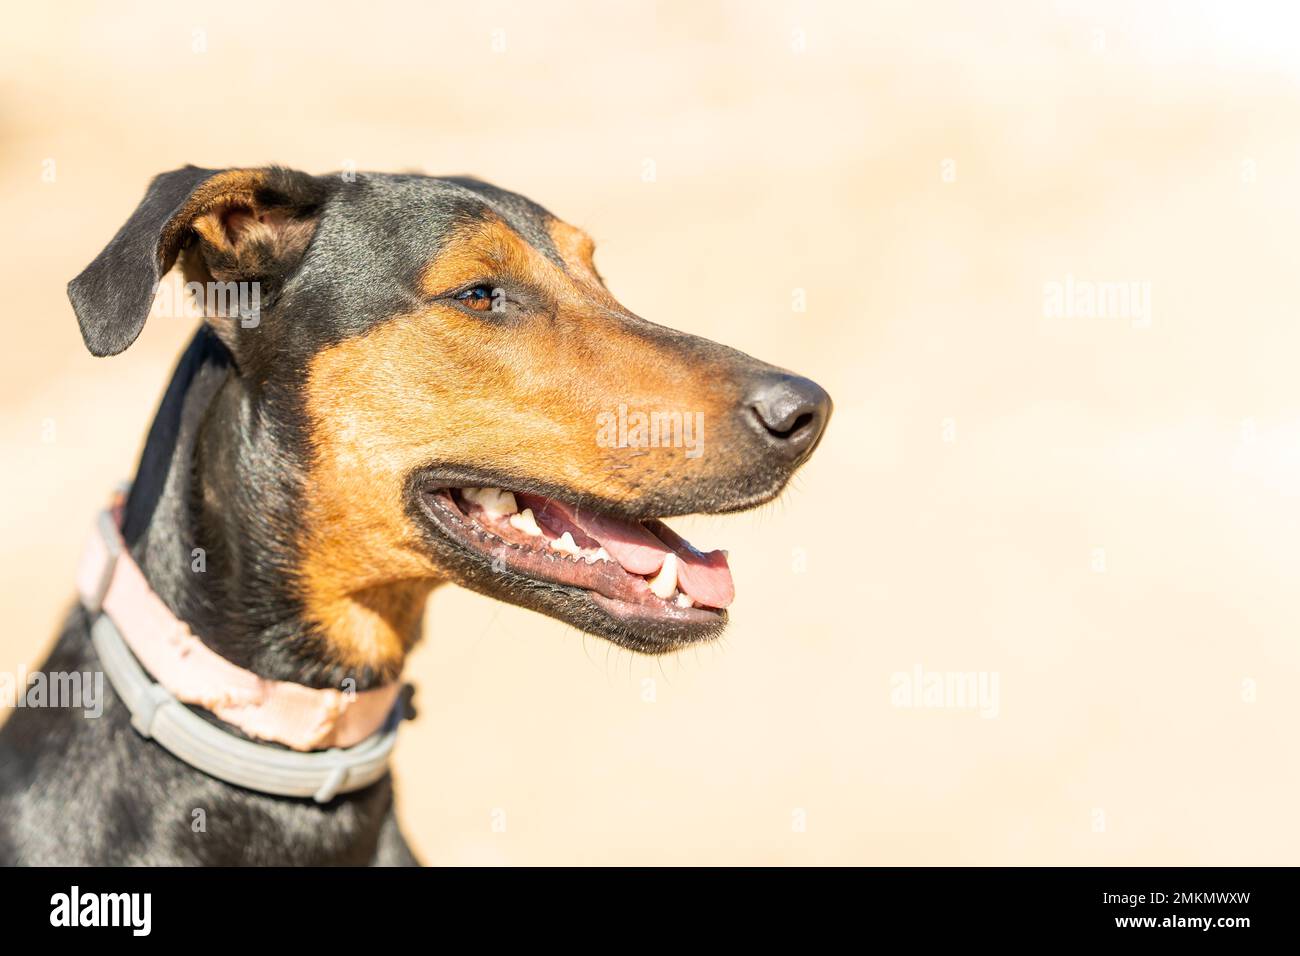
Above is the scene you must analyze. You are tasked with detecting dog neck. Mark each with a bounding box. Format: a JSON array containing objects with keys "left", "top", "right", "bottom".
[{"left": 121, "top": 328, "right": 418, "bottom": 691}]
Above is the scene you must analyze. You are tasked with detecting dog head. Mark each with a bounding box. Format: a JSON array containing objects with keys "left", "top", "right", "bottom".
[{"left": 70, "top": 166, "right": 831, "bottom": 677}]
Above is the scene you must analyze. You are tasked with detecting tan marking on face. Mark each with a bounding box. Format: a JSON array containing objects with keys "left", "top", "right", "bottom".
[
  {"left": 299, "top": 214, "right": 737, "bottom": 673},
  {"left": 546, "top": 219, "right": 600, "bottom": 280}
]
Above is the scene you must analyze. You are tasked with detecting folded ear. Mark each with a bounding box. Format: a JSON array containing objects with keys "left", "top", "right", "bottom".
[{"left": 68, "top": 165, "right": 329, "bottom": 357}]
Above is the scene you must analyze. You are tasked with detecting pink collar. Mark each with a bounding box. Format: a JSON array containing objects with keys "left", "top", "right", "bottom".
[{"left": 76, "top": 495, "right": 402, "bottom": 753}]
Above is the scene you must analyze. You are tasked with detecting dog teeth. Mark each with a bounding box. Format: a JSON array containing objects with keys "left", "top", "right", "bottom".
[
  {"left": 582, "top": 546, "right": 613, "bottom": 565},
  {"left": 648, "top": 552, "right": 678, "bottom": 599},
  {"left": 462, "top": 486, "right": 518, "bottom": 517},
  {"left": 550, "top": 531, "right": 581, "bottom": 556},
  {"left": 508, "top": 507, "right": 543, "bottom": 536},
  {"left": 675, "top": 592, "right": 694, "bottom": 608}
]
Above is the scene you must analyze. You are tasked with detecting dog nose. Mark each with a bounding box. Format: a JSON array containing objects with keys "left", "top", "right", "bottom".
[{"left": 746, "top": 374, "right": 832, "bottom": 461}]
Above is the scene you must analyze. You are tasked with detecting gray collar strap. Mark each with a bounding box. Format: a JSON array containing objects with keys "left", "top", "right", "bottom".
[
  {"left": 90, "top": 610, "right": 404, "bottom": 803},
  {"left": 78, "top": 492, "right": 407, "bottom": 804}
]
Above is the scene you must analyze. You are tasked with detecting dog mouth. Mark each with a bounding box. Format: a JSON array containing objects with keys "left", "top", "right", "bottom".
[{"left": 417, "top": 485, "right": 733, "bottom": 641}]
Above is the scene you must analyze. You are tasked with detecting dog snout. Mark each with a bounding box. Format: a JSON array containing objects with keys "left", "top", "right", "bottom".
[{"left": 743, "top": 373, "right": 832, "bottom": 463}]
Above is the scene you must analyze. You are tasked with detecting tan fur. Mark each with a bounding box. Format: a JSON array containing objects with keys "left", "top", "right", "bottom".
[
  {"left": 191, "top": 210, "right": 317, "bottom": 281},
  {"left": 159, "top": 169, "right": 270, "bottom": 267},
  {"left": 547, "top": 219, "right": 601, "bottom": 281},
  {"left": 298, "top": 214, "right": 734, "bottom": 673}
]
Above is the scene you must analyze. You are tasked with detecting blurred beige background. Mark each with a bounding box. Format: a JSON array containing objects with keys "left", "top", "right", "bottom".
[{"left": 3, "top": 1, "right": 1299, "bottom": 864}]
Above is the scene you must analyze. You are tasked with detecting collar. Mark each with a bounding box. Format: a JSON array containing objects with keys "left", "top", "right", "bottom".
[{"left": 75, "top": 494, "right": 407, "bottom": 802}]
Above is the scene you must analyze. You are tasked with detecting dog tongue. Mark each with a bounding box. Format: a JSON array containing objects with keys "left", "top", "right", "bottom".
[
  {"left": 517, "top": 495, "right": 734, "bottom": 608},
  {"left": 647, "top": 520, "right": 735, "bottom": 609}
]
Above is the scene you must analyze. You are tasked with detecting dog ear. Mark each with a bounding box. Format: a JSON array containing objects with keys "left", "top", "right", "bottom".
[{"left": 68, "top": 166, "right": 329, "bottom": 357}]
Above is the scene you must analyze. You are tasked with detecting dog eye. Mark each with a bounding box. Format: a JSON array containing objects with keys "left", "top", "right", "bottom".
[{"left": 455, "top": 285, "right": 496, "bottom": 312}]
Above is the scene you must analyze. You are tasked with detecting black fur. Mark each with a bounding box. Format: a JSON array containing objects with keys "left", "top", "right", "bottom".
[
  {"left": 0, "top": 326, "right": 415, "bottom": 864},
  {"left": 69, "top": 167, "right": 216, "bottom": 357}
]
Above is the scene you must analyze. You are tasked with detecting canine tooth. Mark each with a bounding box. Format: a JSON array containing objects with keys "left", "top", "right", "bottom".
[
  {"left": 463, "top": 486, "right": 518, "bottom": 517},
  {"left": 550, "top": 531, "right": 580, "bottom": 556},
  {"left": 648, "top": 552, "right": 678, "bottom": 599},
  {"left": 509, "top": 507, "right": 543, "bottom": 536}
]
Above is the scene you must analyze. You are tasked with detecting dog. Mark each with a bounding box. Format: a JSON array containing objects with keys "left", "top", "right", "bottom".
[{"left": 0, "top": 166, "right": 831, "bottom": 865}]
